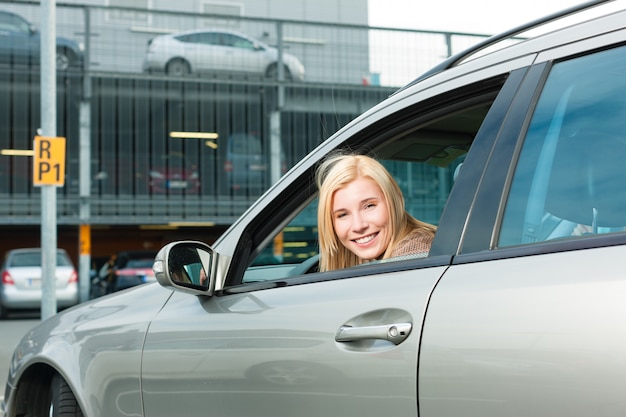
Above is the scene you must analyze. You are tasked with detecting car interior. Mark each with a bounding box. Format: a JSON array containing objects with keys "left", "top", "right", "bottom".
[{"left": 240, "top": 100, "right": 495, "bottom": 283}]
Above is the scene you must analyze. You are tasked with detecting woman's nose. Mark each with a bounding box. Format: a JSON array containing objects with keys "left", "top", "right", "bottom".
[{"left": 351, "top": 213, "right": 368, "bottom": 231}]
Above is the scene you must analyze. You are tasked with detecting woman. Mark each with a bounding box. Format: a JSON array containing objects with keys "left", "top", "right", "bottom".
[{"left": 316, "top": 152, "right": 436, "bottom": 272}]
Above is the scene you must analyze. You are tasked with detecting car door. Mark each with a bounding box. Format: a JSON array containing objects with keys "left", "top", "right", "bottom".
[
  {"left": 142, "top": 261, "right": 449, "bottom": 417},
  {"left": 188, "top": 31, "right": 230, "bottom": 73},
  {"left": 220, "top": 33, "right": 266, "bottom": 74},
  {"left": 419, "top": 38, "right": 626, "bottom": 416},
  {"left": 139, "top": 62, "right": 527, "bottom": 417}
]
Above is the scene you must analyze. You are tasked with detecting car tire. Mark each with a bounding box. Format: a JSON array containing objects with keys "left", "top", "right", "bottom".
[
  {"left": 0, "top": 303, "right": 8, "bottom": 319},
  {"left": 49, "top": 374, "right": 84, "bottom": 417},
  {"left": 56, "top": 47, "right": 74, "bottom": 71},
  {"left": 265, "top": 63, "right": 292, "bottom": 81},
  {"left": 166, "top": 58, "right": 191, "bottom": 76}
]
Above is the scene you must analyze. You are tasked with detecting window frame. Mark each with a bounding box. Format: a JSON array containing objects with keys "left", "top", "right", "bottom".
[
  {"left": 219, "top": 74, "right": 518, "bottom": 292},
  {"left": 454, "top": 41, "right": 626, "bottom": 266},
  {"left": 494, "top": 44, "right": 626, "bottom": 249}
]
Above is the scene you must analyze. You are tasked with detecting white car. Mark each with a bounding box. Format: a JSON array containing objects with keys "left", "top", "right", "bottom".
[
  {"left": 0, "top": 248, "right": 78, "bottom": 318},
  {"left": 142, "top": 28, "right": 305, "bottom": 81}
]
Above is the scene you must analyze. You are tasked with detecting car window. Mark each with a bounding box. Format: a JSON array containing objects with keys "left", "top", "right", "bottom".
[
  {"left": 240, "top": 93, "right": 498, "bottom": 283},
  {"left": 180, "top": 32, "right": 220, "bottom": 45},
  {"left": 124, "top": 259, "right": 154, "bottom": 268},
  {"left": 10, "top": 251, "right": 72, "bottom": 267},
  {"left": 223, "top": 34, "right": 255, "bottom": 50},
  {"left": 0, "top": 13, "right": 29, "bottom": 34},
  {"left": 498, "top": 44, "right": 626, "bottom": 247}
]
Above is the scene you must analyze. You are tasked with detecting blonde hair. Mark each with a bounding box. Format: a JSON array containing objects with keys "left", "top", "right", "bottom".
[{"left": 316, "top": 152, "right": 436, "bottom": 271}]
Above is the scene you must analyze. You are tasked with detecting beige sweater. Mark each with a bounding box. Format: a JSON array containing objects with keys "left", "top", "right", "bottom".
[{"left": 389, "top": 228, "right": 434, "bottom": 258}]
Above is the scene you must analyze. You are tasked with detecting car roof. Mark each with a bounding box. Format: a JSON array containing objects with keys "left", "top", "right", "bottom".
[{"left": 169, "top": 28, "right": 257, "bottom": 39}]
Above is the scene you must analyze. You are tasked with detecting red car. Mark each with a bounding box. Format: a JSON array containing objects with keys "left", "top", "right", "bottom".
[{"left": 149, "top": 153, "right": 200, "bottom": 194}]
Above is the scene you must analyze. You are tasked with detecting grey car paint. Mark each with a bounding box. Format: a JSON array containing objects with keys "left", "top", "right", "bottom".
[
  {"left": 141, "top": 264, "right": 447, "bottom": 417},
  {"left": 419, "top": 247, "right": 626, "bottom": 416},
  {"left": 4, "top": 283, "right": 173, "bottom": 417}
]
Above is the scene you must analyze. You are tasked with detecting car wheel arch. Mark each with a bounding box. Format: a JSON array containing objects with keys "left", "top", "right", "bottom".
[
  {"left": 166, "top": 57, "right": 192, "bottom": 75},
  {"left": 9, "top": 363, "right": 85, "bottom": 417},
  {"left": 56, "top": 46, "right": 75, "bottom": 71},
  {"left": 265, "top": 62, "right": 292, "bottom": 80}
]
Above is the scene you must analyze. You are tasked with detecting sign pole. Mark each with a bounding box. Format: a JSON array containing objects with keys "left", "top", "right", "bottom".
[{"left": 40, "top": 0, "right": 58, "bottom": 320}]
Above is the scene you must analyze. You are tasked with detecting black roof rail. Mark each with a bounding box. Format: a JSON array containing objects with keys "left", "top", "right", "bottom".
[{"left": 395, "top": 0, "right": 615, "bottom": 93}]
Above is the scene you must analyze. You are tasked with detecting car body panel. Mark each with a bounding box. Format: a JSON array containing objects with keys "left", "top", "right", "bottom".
[
  {"left": 4, "top": 283, "right": 173, "bottom": 417},
  {"left": 142, "top": 264, "right": 448, "bottom": 417},
  {"left": 420, "top": 245, "right": 626, "bottom": 416}
]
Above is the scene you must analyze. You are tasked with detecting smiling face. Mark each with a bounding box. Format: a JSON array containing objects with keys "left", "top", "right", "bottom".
[{"left": 332, "top": 176, "right": 391, "bottom": 261}]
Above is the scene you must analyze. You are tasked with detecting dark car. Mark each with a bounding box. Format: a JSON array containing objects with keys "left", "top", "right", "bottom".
[
  {"left": 221, "top": 132, "right": 287, "bottom": 194},
  {"left": 89, "top": 250, "right": 157, "bottom": 298},
  {"left": 0, "top": 10, "right": 84, "bottom": 71},
  {"left": 5, "top": 3, "right": 626, "bottom": 417}
]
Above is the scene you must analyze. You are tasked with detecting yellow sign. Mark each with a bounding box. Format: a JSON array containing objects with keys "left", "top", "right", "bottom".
[{"left": 33, "top": 136, "right": 66, "bottom": 186}]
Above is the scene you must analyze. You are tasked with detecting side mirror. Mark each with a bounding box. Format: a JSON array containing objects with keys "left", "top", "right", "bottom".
[{"left": 153, "top": 241, "right": 215, "bottom": 295}]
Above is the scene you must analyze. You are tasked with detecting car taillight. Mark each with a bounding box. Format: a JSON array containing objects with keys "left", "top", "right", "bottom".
[
  {"left": 68, "top": 270, "right": 78, "bottom": 283},
  {"left": 224, "top": 160, "right": 233, "bottom": 172},
  {"left": 2, "top": 271, "right": 14, "bottom": 285}
]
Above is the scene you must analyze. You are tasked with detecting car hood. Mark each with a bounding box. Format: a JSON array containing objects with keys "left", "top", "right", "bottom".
[{"left": 6, "top": 282, "right": 173, "bottom": 416}]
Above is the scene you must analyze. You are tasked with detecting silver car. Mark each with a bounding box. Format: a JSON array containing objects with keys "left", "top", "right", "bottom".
[
  {"left": 142, "top": 28, "right": 305, "bottom": 81},
  {"left": 4, "top": 2, "right": 626, "bottom": 416},
  {"left": 0, "top": 248, "right": 78, "bottom": 319}
]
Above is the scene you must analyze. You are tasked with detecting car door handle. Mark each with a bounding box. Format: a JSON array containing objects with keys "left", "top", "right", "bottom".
[{"left": 335, "top": 322, "right": 412, "bottom": 345}]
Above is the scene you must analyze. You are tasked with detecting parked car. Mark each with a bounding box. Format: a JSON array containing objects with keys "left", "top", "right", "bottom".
[
  {"left": 148, "top": 153, "right": 200, "bottom": 195},
  {"left": 220, "top": 132, "right": 287, "bottom": 194},
  {"left": 90, "top": 250, "right": 158, "bottom": 298},
  {"left": 5, "top": 3, "right": 626, "bottom": 416},
  {"left": 0, "top": 10, "right": 84, "bottom": 71},
  {"left": 0, "top": 248, "right": 78, "bottom": 319},
  {"left": 142, "top": 28, "right": 305, "bottom": 81}
]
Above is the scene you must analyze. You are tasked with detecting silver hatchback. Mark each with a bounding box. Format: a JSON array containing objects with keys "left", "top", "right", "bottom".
[
  {"left": 4, "top": 2, "right": 626, "bottom": 417},
  {"left": 142, "top": 28, "right": 305, "bottom": 81},
  {"left": 0, "top": 248, "right": 78, "bottom": 319}
]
